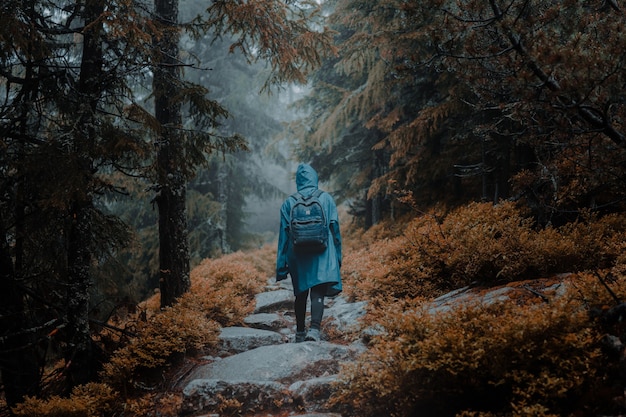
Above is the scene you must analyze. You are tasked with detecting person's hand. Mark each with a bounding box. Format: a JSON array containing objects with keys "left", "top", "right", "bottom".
[{"left": 276, "top": 274, "right": 288, "bottom": 282}]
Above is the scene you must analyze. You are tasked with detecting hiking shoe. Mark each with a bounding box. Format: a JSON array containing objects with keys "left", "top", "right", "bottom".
[
  {"left": 295, "top": 331, "right": 307, "bottom": 343},
  {"left": 305, "top": 328, "right": 321, "bottom": 342}
]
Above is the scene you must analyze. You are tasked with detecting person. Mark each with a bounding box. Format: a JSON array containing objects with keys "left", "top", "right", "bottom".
[{"left": 276, "top": 163, "right": 342, "bottom": 342}]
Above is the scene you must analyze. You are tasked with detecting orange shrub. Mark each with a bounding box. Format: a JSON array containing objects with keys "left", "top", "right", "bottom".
[
  {"left": 330, "top": 284, "right": 602, "bottom": 417},
  {"left": 123, "top": 392, "right": 182, "bottom": 417},
  {"left": 335, "top": 205, "right": 626, "bottom": 416},
  {"left": 141, "top": 248, "right": 271, "bottom": 325},
  {"left": 341, "top": 237, "right": 396, "bottom": 302},
  {"left": 101, "top": 303, "right": 219, "bottom": 391},
  {"left": 14, "top": 246, "right": 275, "bottom": 416},
  {"left": 184, "top": 249, "right": 269, "bottom": 326},
  {"left": 342, "top": 202, "right": 626, "bottom": 301},
  {"left": 12, "top": 383, "right": 119, "bottom": 417}
]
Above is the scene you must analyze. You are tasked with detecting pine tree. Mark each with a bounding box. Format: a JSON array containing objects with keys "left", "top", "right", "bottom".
[
  {"left": 182, "top": 31, "right": 286, "bottom": 257},
  {"left": 288, "top": 0, "right": 471, "bottom": 224},
  {"left": 1, "top": 0, "right": 152, "bottom": 399},
  {"left": 428, "top": 0, "right": 626, "bottom": 220},
  {"left": 0, "top": 1, "right": 45, "bottom": 405},
  {"left": 295, "top": 0, "right": 626, "bottom": 223},
  {"left": 152, "top": 0, "right": 192, "bottom": 308}
]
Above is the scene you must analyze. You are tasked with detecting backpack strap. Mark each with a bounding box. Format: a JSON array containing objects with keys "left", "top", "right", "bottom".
[{"left": 291, "top": 189, "right": 323, "bottom": 201}]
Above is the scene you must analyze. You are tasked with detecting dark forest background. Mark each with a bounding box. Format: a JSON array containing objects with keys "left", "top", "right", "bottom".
[{"left": 2, "top": 0, "right": 626, "bottom": 415}]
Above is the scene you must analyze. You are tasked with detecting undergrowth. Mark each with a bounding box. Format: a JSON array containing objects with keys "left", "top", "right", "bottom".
[
  {"left": 12, "top": 202, "right": 626, "bottom": 417},
  {"left": 330, "top": 277, "right": 608, "bottom": 416},
  {"left": 12, "top": 246, "right": 274, "bottom": 417},
  {"left": 333, "top": 201, "right": 626, "bottom": 416},
  {"left": 342, "top": 201, "right": 626, "bottom": 301},
  {"left": 12, "top": 384, "right": 120, "bottom": 417}
]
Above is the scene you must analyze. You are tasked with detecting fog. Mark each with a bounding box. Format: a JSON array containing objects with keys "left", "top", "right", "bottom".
[{"left": 244, "top": 159, "right": 297, "bottom": 236}]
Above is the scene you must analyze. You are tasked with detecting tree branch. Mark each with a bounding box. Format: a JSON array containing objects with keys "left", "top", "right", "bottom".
[{"left": 489, "top": 2, "right": 626, "bottom": 147}]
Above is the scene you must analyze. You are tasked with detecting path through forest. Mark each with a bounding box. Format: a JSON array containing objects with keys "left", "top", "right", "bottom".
[
  {"left": 174, "top": 273, "right": 555, "bottom": 416},
  {"left": 177, "top": 277, "right": 368, "bottom": 416}
]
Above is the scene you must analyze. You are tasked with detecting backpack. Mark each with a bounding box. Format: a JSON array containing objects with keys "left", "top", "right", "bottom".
[{"left": 290, "top": 189, "right": 328, "bottom": 253}]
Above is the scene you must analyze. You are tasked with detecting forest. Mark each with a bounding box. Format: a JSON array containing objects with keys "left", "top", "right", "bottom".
[{"left": 2, "top": 0, "right": 626, "bottom": 416}]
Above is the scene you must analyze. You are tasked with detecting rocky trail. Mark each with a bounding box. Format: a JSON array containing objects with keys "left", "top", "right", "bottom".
[
  {"left": 174, "top": 274, "right": 555, "bottom": 416},
  {"left": 177, "top": 278, "right": 368, "bottom": 417}
]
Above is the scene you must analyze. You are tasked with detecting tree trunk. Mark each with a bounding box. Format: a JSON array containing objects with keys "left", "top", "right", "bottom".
[
  {"left": 0, "top": 2, "right": 45, "bottom": 403},
  {"left": 0, "top": 216, "right": 40, "bottom": 408},
  {"left": 153, "top": 0, "right": 191, "bottom": 308},
  {"left": 366, "top": 149, "right": 385, "bottom": 227},
  {"left": 63, "top": 0, "right": 107, "bottom": 388},
  {"left": 65, "top": 202, "right": 94, "bottom": 388},
  {"left": 217, "top": 163, "right": 231, "bottom": 254}
]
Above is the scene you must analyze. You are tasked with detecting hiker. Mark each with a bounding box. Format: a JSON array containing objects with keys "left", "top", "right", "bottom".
[{"left": 276, "top": 163, "right": 342, "bottom": 342}]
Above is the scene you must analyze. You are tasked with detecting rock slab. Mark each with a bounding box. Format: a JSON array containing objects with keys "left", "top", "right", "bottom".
[
  {"left": 182, "top": 341, "right": 363, "bottom": 387},
  {"left": 180, "top": 285, "right": 368, "bottom": 416}
]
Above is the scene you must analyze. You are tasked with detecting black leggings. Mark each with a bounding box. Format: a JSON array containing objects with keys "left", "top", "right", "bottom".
[{"left": 294, "top": 284, "right": 327, "bottom": 332}]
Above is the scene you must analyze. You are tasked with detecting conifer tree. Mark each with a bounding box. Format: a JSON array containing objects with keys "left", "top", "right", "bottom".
[
  {"left": 182, "top": 31, "right": 286, "bottom": 258},
  {"left": 63, "top": 0, "right": 107, "bottom": 387},
  {"left": 426, "top": 0, "right": 626, "bottom": 220},
  {"left": 297, "top": 0, "right": 626, "bottom": 222},
  {"left": 152, "top": 0, "right": 192, "bottom": 308},
  {"left": 288, "top": 0, "right": 472, "bottom": 224},
  {"left": 0, "top": 0, "right": 44, "bottom": 405},
  {"left": 1, "top": 0, "right": 150, "bottom": 400},
  {"left": 0, "top": 0, "right": 337, "bottom": 402}
]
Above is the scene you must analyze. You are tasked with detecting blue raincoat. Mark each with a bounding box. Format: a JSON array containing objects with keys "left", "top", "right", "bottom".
[{"left": 276, "top": 164, "right": 342, "bottom": 296}]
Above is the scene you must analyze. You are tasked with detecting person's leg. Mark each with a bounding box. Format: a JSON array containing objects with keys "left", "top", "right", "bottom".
[
  {"left": 309, "top": 284, "right": 327, "bottom": 330},
  {"left": 294, "top": 290, "right": 308, "bottom": 342},
  {"left": 305, "top": 284, "right": 327, "bottom": 341}
]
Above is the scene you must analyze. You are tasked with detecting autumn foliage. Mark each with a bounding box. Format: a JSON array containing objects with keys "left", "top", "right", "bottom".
[
  {"left": 12, "top": 384, "right": 120, "bottom": 417},
  {"left": 11, "top": 201, "right": 626, "bottom": 416},
  {"left": 342, "top": 201, "right": 626, "bottom": 301},
  {"left": 182, "top": 248, "right": 272, "bottom": 326},
  {"left": 101, "top": 247, "right": 271, "bottom": 390},
  {"left": 331, "top": 285, "right": 607, "bottom": 417},
  {"left": 333, "top": 202, "right": 626, "bottom": 416},
  {"left": 10, "top": 247, "right": 273, "bottom": 416}
]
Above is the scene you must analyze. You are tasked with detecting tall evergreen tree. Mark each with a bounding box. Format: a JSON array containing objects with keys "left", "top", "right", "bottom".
[
  {"left": 425, "top": 0, "right": 626, "bottom": 221},
  {"left": 1, "top": 0, "right": 151, "bottom": 400},
  {"left": 295, "top": 0, "right": 626, "bottom": 224},
  {"left": 182, "top": 29, "right": 286, "bottom": 256},
  {"left": 0, "top": 1, "right": 46, "bottom": 405},
  {"left": 63, "top": 0, "right": 107, "bottom": 387},
  {"left": 152, "top": 0, "right": 192, "bottom": 308},
  {"left": 0, "top": 0, "right": 338, "bottom": 402},
  {"left": 287, "top": 0, "right": 470, "bottom": 226}
]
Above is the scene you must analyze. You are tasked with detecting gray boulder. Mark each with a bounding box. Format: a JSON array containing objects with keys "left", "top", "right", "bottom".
[
  {"left": 324, "top": 297, "right": 366, "bottom": 333},
  {"left": 254, "top": 289, "right": 293, "bottom": 313},
  {"left": 180, "top": 341, "right": 364, "bottom": 415},
  {"left": 182, "top": 341, "right": 362, "bottom": 386},
  {"left": 179, "top": 283, "right": 369, "bottom": 416},
  {"left": 218, "top": 326, "right": 284, "bottom": 354},
  {"left": 243, "top": 312, "right": 287, "bottom": 331},
  {"left": 182, "top": 379, "right": 294, "bottom": 415},
  {"left": 289, "top": 375, "right": 339, "bottom": 409}
]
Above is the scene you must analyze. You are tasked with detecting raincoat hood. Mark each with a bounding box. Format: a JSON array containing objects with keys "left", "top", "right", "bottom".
[{"left": 296, "top": 163, "right": 319, "bottom": 193}]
